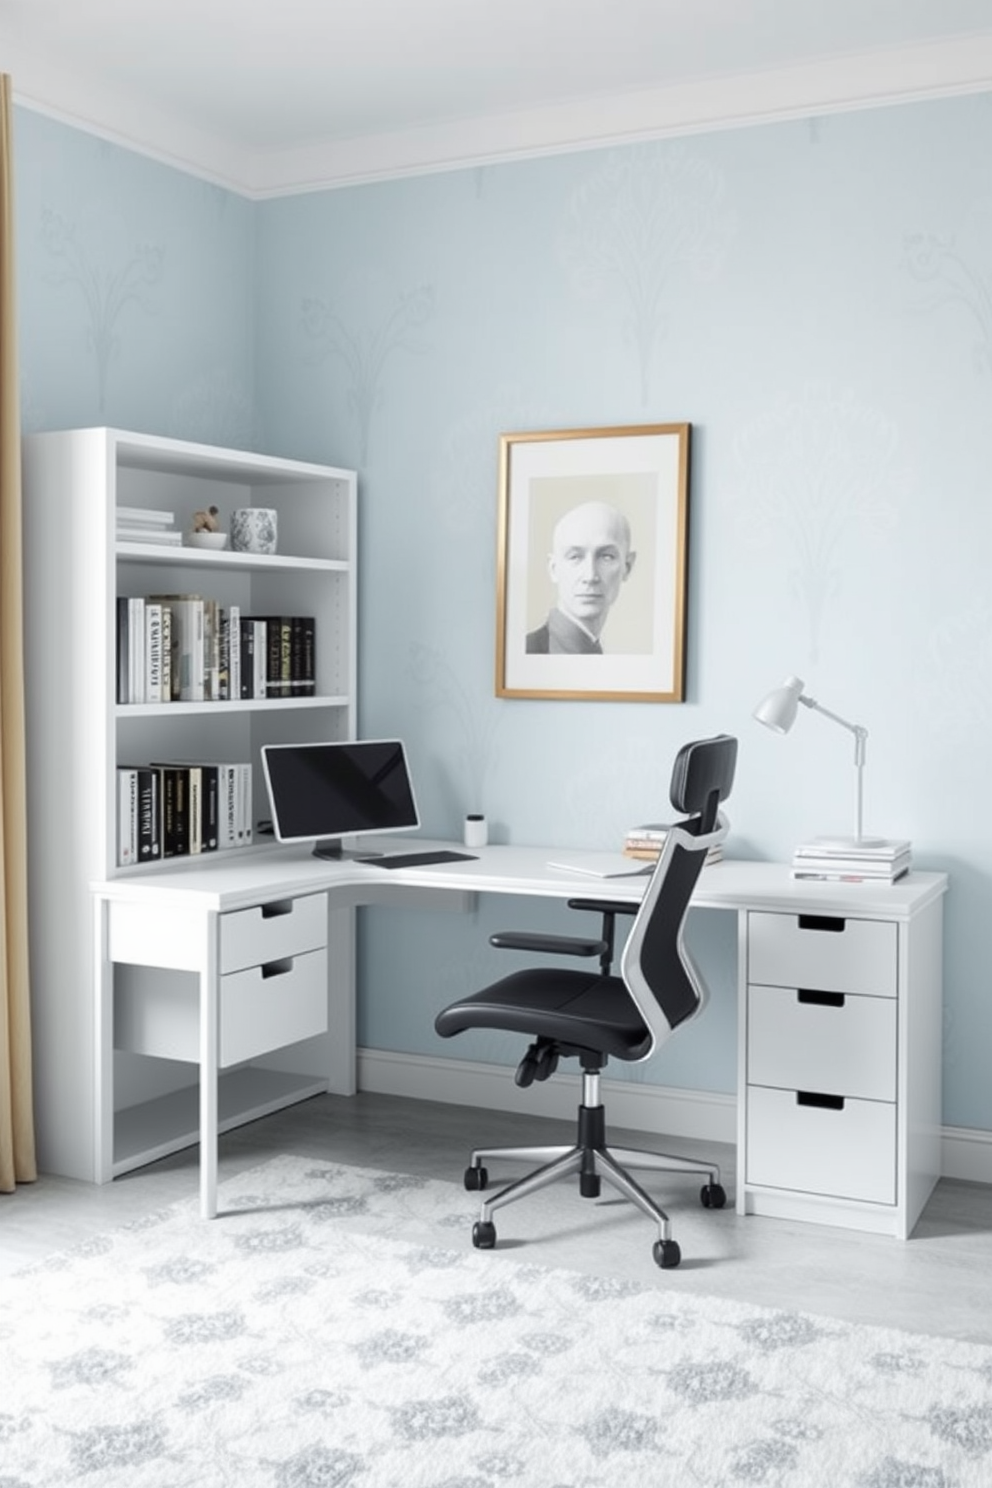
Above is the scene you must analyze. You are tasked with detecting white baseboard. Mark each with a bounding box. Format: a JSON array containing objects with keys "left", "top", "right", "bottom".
[
  {"left": 940, "top": 1125, "right": 992, "bottom": 1185},
  {"left": 357, "top": 1048, "right": 992, "bottom": 1186},
  {"left": 358, "top": 1048, "right": 737, "bottom": 1146}
]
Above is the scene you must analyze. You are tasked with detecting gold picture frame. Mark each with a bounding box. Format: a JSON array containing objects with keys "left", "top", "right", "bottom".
[{"left": 495, "top": 423, "right": 690, "bottom": 701}]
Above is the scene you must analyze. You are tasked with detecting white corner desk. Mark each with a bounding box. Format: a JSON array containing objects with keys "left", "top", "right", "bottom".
[{"left": 92, "top": 842, "right": 947, "bottom": 1235}]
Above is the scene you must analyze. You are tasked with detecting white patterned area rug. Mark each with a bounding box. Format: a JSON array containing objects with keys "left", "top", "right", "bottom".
[{"left": 4, "top": 1156, "right": 992, "bottom": 1488}]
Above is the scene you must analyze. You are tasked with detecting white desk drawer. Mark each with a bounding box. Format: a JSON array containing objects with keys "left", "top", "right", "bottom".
[
  {"left": 220, "top": 947, "right": 328, "bottom": 1067},
  {"left": 747, "top": 984, "right": 896, "bottom": 1101},
  {"left": 746, "top": 1085, "right": 896, "bottom": 1204},
  {"left": 748, "top": 911, "right": 897, "bottom": 998},
  {"left": 220, "top": 893, "right": 327, "bottom": 974}
]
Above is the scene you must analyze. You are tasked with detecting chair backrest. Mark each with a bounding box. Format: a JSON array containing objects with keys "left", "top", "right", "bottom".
[{"left": 619, "top": 734, "right": 738, "bottom": 1060}]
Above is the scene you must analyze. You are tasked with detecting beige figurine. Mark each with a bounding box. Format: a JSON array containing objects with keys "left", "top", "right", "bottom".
[{"left": 192, "top": 504, "right": 221, "bottom": 532}]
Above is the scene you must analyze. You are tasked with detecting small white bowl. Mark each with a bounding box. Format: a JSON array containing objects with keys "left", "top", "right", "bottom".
[{"left": 186, "top": 531, "right": 228, "bottom": 550}]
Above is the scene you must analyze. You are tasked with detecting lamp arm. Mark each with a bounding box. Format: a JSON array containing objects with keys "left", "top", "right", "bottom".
[
  {"left": 800, "top": 696, "right": 868, "bottom": 763},
  {"left": 800, "top": 695, "right": 869, "bottom": 841}
]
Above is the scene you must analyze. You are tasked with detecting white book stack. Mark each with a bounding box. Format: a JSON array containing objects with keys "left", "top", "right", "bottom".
[
  {"left": 790, "top": 837, "right": 912, "bottom": 883},
  {"left": 116, "top": 504, "right": 183, "bottom": 546}
]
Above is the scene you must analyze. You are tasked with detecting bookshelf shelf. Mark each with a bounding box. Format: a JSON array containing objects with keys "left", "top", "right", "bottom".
[
  {"left": 116, "top": 694, "right": 353, "bottom": 719},
  {"left": 23, "top": 426, "right": 359, "bottom": 1183},
  {"left": 116, "top": 542, "right": 349, "bottom": 574},
  {"left": 111, "top": 1070, "right": 327, "bottom": 1176}
]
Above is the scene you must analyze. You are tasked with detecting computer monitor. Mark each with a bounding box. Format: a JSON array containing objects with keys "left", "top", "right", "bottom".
[{"left": 261, "top": 738, "right": 420, "bottom": 860}]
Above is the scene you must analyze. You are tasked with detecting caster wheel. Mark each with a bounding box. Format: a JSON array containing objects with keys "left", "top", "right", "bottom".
[
  {"left": 464, "top": 1166, "right": 488, "bottom": 1192},
  {"left": 653, "top": 1238, "right": 681, "bottom": 1269},
  {"left": 472, "top": 1220, "right": 497, "bottom": 1249},
  {"left": 700, "top": 1182, "right": 726, "bottom": 1209},
  {"left": 514, "top": 1055, "right": 537, "bottom": 1088}
]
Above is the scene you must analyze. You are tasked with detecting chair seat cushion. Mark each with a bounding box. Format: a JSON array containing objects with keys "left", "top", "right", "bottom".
[{"left": 434, "top": 968, "right": 651, "bottom": 1062}]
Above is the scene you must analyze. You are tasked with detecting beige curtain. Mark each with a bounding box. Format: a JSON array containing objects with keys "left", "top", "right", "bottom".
[{"left": 0, "top": 74, "right": 36, "bottom": 1190}]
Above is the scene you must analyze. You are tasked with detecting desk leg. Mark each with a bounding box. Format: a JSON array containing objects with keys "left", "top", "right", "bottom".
[
  {"left": 93, "top": 896, "right": 114, "bottom": 1185},
  {"left": 326, "top": 902, "right": 357, "bottom": 1095},
  {"left": 199, "top": 913, "right": 221, "bottom": 1219},
  {"left": 735, "top": 907, "right": 749, "bottom": 1219}
]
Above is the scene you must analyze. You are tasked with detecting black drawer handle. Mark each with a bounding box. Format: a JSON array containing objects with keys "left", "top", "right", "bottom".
[
  {"left": 796, "top": 1090, "right": 845, "bottom": 1111},
  {"left": 261, "top": 900, "right": 294, "bottom": 919},
  {"left": 797, "top": 914, "right": 845, "bottom": 933},
  {"left": 797, "top": 989, "right": 845, "bottom": 1008},
  {"left": 261, "top": 957, "right": 293, "bottom": 979}
]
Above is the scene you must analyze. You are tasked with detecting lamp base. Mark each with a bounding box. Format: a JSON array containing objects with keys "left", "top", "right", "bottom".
[
  {"left": 793, "top": 834, "right": 912, "bottom": 864},
  {"left": 811, "top": 835, "right": 890, "bottom": 852}
]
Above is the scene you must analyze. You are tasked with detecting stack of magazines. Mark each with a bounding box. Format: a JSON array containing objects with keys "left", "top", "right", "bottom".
[
  {"left": 623, "top": 822, "right": 724, "bottom": 866},
  {"left": 116, "top": 504, "right": 182, "bottom": 546},
  {"left": 790, "top": 837, "right": 912, "bottom": 883}
]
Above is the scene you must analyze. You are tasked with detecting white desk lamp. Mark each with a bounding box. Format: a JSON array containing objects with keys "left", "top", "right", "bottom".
[{"left": 753, "top": 674, "right": 883, "bottom": 848}]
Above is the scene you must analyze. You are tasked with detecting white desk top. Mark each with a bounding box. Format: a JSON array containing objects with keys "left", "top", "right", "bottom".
[{"left": 93, "top": 838, "right": 948, "bottom": 920}]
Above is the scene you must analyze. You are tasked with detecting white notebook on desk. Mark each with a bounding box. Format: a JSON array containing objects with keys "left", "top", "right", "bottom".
[{"left": 545, "top": 853, "right": 654, "bottom": 879}]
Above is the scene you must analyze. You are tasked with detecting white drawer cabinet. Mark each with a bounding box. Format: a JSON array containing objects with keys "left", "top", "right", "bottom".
[
  {"left": 219, "top": 894, "right": 329, "bottom": 1065},
  {"left": 738, "top": 899, "right": 943, "bottom": 1239},
  {"left": 115, "top": 891, "right": 330, "bottom": 1067}
]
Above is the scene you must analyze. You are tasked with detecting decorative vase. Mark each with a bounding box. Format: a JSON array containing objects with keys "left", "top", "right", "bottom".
[{"left": 230, "top": 507, "right": 278, "bottom": 554}]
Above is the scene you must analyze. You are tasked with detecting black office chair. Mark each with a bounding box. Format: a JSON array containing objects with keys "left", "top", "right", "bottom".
[{"left": 434, "top": 733, "right": 738, "bottom": 1268}]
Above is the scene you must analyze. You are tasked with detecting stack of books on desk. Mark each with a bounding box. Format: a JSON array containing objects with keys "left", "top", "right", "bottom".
[
  {"left": 790, "top": 837, "right": 912, "bottom": 883},
  {"left": 623, "top": 823, "right": 724, "bottom": 866},
  {"left": 116, "top": 505, "right": 182, "bottom": 546}
]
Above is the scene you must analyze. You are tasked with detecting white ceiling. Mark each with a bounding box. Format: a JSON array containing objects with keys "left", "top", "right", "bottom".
[{"left": 4, "top": 0, "right": 992, "bottom": 197}]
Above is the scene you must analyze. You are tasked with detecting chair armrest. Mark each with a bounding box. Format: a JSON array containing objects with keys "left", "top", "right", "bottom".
[
  {"left": 566, "top": 897, "right": 639, "bottom": 916},
  {"left": 489, "top": 931, "right": 609, "bottom": 958}
]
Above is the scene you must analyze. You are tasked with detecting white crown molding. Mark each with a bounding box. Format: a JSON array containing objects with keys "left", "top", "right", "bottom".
[
  {"left": 9, "top": 58, "right": 248, "bottom": 192},
  {"left": 249, "top": 34, "right": 992, "bottom": 198},
  {"left": 11, "top": 33, "right": 992, "bottom": 199}
]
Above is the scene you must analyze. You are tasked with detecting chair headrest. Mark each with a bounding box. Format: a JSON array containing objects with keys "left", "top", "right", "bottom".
[{"left": 669, "top": 734, "right": 738, "bottom": 830}]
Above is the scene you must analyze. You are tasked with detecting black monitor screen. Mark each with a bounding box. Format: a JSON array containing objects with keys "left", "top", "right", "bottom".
[{"left": 261, "top": 739, "right": 420, "bottom": 853}]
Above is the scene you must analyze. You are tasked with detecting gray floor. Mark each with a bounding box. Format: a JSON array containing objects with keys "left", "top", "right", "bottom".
[{"left": 4, "top": 1090, "right": 992, "bottom": 1346}]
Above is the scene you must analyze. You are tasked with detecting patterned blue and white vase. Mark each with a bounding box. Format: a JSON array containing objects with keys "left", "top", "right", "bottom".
[{"left": 231, "top": 506, "right": 278, "bottom": 554}]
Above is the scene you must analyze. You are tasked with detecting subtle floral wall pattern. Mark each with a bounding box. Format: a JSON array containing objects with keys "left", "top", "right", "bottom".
[
  {"left": 559, "top": 142, "right": 736, "bottom": 407},
  {"left": 300, "top": 286, "right": 436, "bottom": 463},
  {"left": 732, "top": 383, "right": 902, "bottom": 663},
  {"left": 41, "top": 206, "right": 163, "bottom": 415}
]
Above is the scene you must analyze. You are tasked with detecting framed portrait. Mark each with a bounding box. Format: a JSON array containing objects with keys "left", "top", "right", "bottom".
[{"left": 495, "top": 423, "right": 690, "bottom": 701}]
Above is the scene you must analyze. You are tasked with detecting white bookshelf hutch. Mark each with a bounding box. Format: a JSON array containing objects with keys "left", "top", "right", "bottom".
[{"left": 22, "top": 427, "right": 357, "bottom": 1182}]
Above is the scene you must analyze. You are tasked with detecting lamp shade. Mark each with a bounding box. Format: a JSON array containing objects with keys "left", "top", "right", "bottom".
[{"left": 753, "top": 674, "right": 805, "bottom": 734}]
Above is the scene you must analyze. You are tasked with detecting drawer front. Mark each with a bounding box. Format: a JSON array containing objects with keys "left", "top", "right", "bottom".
[
  {"left": 748, "top": 911, "right": 897, "bottom": 998},
  {"left": 747, "top": 984, "right": 896, "bottom": 1101},
  {"left": 220, "top": 947, "right": 328, "bottom": 1066},
  {"left": 220, "top": 893, "right": 327, "bottom": 974},
  {"left": 746, "top": 1085, "right": 896, "bottom": 1204}
]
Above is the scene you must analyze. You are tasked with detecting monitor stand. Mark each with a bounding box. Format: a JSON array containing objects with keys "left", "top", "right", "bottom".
[{"left": 311, "top": 841, "right": 383, "bottom": 862}]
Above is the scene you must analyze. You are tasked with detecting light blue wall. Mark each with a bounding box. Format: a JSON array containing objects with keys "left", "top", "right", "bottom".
[
  {"left": 15, "top": 91, "right": 992, "bottom": 1128},
  {"left": 16, "top": 109, "right": 256, "bottom": 446}
]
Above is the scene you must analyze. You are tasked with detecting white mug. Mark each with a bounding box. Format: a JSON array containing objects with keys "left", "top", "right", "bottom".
[{"left": 464, "top": 813, "right": 488, "bottom": 848}]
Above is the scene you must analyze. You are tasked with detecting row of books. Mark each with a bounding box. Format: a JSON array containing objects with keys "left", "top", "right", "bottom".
[
  {"left": 790, "top": 836, "right": 912, "bottom": 883},
  {"left": 117, "top": 761, "right": 254, "bottom": 865},
  {"left": 116, "top": 595, "right": 316, "bottom": 704},
  {"left": 116, "top": 504, "right": 182, "bottom": 547},
  {"left": 622, "top": 822, "right": 724, "bottom": 866}
]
